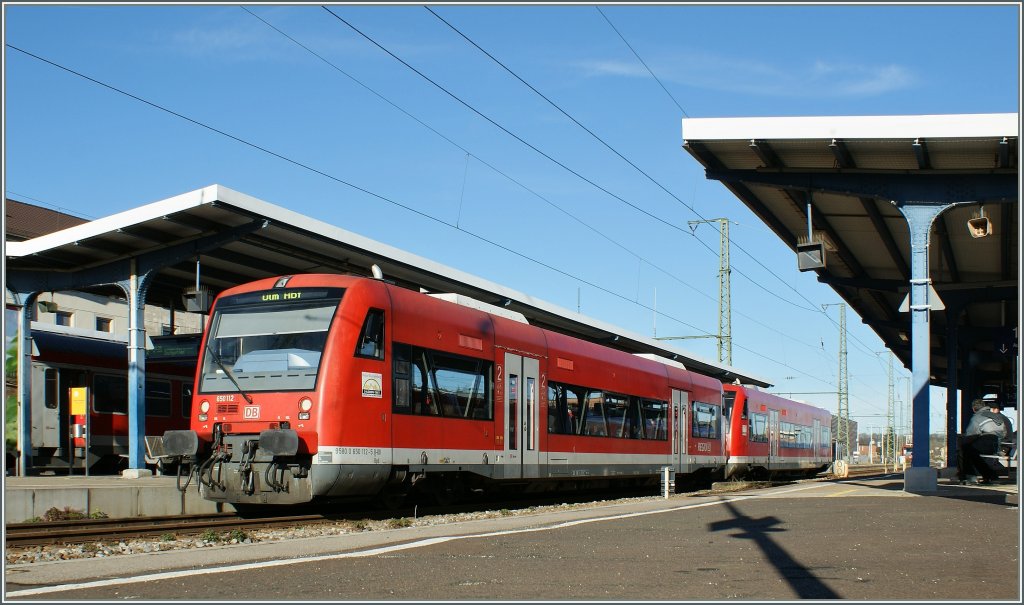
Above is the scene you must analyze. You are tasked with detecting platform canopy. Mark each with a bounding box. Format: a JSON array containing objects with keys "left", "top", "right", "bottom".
[
  {"left": 681, "top": 113, "right": 1018, "bottom": 403},
  {"left": 5, "top": 184, "right": 768, "bottom": 387}
]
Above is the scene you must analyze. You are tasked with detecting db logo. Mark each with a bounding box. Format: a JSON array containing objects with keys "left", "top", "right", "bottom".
[{"left": 243, "top": 406, "right": 260, "bottom": 419}]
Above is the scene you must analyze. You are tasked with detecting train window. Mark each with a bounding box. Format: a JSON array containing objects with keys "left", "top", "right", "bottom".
[
  {"left": 508, "top": 375, "right": 518, "bottom": 449},
  {"left": 749, "top": 413, "right": 768, "bottom": 443},
  {"left": 44, "top": 369, "right": 58, "bottom": 410},
  {"left": 411, "top": 352, "right": 439, "bottom": 416},
  {"left": 432, "top": 352, "right": 492, "bottom": 420},
  {"left": 780, "top": 422, "right": 796, "bottom": 447},
  {"left": 200, "top": 294, "right": 340, "bottom": 394},
  {"left": 604, "top": 393, "right": 628, "bottom": 438},
  {"left": 93, "top": 374, "right": 129, "bottom": 415},
  {"left": 181, "top": 384, "right": 193, "bottom": 418},
  {"left": 691, "top": 402, "right": 720, "bottom": 439},
  {"left": 392, "top": 343, "right": 491, "bottom": 420},
  {"left": 55, "top": 311, "right": 73, "bottom": 327},
  {"left": 623, "top": 397, "right": 643, "bottom": 439},
  {"left": 640, "top": 399, "right": 668, "bottom": 440},
  {"left": 547, "top": 382, "right": 589, "bottom": 435},
  {"left": 547, "top": 383, "right": 565, "bottom": 433},
  {"left": 354, "top": 309, "right": 385, "bottom": 360},
  {"left": 722, "top": 391, "right": 736, "bottom": 418},
  {"left": 526, "top": 377, "right": 535, "bottom": 450},
  {"left": 583, "top": 391, "right": 607, "bottom": 437},
  {"left": 393, "top": 358, "right": 412, "bottom": 412},
  {"left": 546, "top": 382, "right": 664, "bottom": 440},
  {"left": 565, "top": 386, "right": 586, "bottom": 435},
  {"left": 145, "top": 380, "right": 172, "bottom": 417}
]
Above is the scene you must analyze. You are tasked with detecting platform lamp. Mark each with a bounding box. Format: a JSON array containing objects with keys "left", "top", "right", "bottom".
[{"left": 967, "top": 204, "right": 992, "bottom": 238}]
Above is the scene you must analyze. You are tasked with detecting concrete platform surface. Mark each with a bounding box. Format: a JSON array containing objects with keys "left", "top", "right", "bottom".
[{"left": 3, "top": 474, "right": 1020, "bottom": 601}]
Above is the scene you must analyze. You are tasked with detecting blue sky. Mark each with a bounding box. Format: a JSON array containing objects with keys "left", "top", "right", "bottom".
[{"left": 3, "top": 3, "right": 1020, "bottom": 435}]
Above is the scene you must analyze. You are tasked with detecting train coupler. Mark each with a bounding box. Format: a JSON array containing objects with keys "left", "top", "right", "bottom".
[{"left": 238, "top": 439, "right": 259, "bottom": 495}]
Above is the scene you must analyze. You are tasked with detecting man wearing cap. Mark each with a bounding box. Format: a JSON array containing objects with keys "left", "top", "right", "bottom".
[{"left": 960, "top": 396, "right": 1013, "bottom": 485}]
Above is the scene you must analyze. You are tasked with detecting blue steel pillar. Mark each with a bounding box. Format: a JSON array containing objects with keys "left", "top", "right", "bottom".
[
  {"left": 15, "top": 292, "right": 38, "bottom": 476},
  {"left": 897, "top": 202, "right": 952, "bottom": 492},
  {"left": 117, "top": 260, "right": 153, "bottom": 473},
  {"left": 944, "top": 304, "right": 962, "bottom": 469}
]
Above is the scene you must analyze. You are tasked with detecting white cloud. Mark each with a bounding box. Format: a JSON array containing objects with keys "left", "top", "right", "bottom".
[
  {"left": 171, "top": 25, "right": 267, "bottom": 56},
  {"left": 575, "top": 51, "right": 917, "bottom": 98},
  {"left": 576, "top": 60, "right": 649, "bottom": 78}
]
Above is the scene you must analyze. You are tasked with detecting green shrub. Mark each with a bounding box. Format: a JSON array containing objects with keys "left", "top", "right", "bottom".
[
  {"left": 200, "top": 530, "right": 220, "bottom": 542},
  {"left": 387, "top": 517, "right": 412, "bottom": 529},
  {"left": 43, "top": 506, "right": 87, "bottom": 521},
  {"left": 160, "top": 533, "right": 175, "bottom": 542},
  {"left": 228, "top": 529, "right": 248, "bottom": 542}
]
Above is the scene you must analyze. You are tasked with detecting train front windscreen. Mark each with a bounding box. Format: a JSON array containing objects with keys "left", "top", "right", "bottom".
[{"left": 198, "top": 287, "right": 344, "bottom": 394}]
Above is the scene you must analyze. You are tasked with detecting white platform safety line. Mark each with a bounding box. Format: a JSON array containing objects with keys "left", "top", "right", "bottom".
[{"left": 4, "top": 482, "right": 829, "bottom": 598}]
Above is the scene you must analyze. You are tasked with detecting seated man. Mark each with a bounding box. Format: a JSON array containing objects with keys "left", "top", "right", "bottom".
[{"left": 960, "top": 397, "right": 1013, "bottom": 485}]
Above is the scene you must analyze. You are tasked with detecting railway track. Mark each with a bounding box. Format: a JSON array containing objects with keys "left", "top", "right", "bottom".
[
  {"left": 3, "top": 512, "right": 329, "bottom": 548},
  {"left": 5, "top": 466, "right": 895, "bottom": 549}
]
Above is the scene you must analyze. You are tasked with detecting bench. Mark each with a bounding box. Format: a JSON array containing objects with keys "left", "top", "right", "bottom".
[{"left": 980, "top": 442, "right": 1017, "bottom": 479}]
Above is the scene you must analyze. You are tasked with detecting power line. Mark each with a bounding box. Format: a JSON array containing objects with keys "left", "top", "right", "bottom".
[
  {"left": 5, "top": 43, "right": 718, "bottom": 336},
  {"left": 425, "top": 6, "right": 824, "bottom": 314},
  {"left": 5, "top": 43, "right": 867, "bottom": 398},
  {"left": 594, "top": 6, "right": 688, "bottom": 118},
  {"left": 425, "top": 5, "right": 819, "bottom": 313},
  {"left": 588, "top": 7, "right": 897, "bottom": 366},
  {"left": 331, "top": 6, "right": 818, "bottom": 315},
  {"left": 240, "top": 6, "right": 829, "bottom": 356},
  {"left": 4, "top": 190, "right": 97, "bottom": 220}
]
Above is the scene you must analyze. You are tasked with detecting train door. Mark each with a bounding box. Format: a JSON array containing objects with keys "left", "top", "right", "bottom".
[
  {"left": 813, "top": 419, "right": 821, "bottom": 464},
  {"left": 768, "top": 409, "right": 780, "bottom": 463},
  {"left": 503, "top": 353, "right": 540, "bottom": 479},
  {"left": 31, "top": 365, "right": 87, "bottom": 456},
  {"left": 672, "top": 389, "right": 688, "bottom": 470}
]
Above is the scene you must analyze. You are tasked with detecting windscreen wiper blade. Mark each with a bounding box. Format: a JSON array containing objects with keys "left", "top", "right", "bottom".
[{"left": 207, "top": 347, "right": 254, "bottom": 404}]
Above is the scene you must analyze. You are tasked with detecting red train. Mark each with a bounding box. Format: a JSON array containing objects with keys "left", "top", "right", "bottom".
[
  {"left": 23, "top": 326, "right": 196, "bottom": 473},
  {"left": 163, "top": 274, "right": 832, "bottom": 506},
  {"left": 723, "top": 384, "right": 833, "bottom": 479}
]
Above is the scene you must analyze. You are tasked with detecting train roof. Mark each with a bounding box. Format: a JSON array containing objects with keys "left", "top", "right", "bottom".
[
  {"left": 30, "top": 324, "right": 128, "bottom": 360},
  {"left": 29, "top": 323, "right": 198, "bottom": 368}
]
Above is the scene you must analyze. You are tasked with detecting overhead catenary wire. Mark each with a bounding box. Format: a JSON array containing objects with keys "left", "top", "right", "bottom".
[
  {"left": 3, "top": 44, "right": 719, "bottom": 345},
  {"left": 424, "top": 7, "right": 825, "bottom": 311},
  {"left": 419, "top": 6, "right": 887, "bottom": 371},
  {"left": 585, "top": 9, "right": 889, "bottom": 364},
  {"left": 240, "top": 6, "right": 829, "bottom": 355},
  {"left": 5, "top": 40, "right": 881, "bottom": 404},
  {"left": 325, "top": 6, "right": 819, "bottom": 317},
  {"left": 594, "top": 6, "right": 688, "bottom": 118}
]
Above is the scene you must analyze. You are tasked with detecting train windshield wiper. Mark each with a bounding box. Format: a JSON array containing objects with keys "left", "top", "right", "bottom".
[{"left": 206, "top": 347, "right": 254, "bottom": 404}]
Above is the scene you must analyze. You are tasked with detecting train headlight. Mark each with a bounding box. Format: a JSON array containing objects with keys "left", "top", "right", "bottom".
[
  {"left": 199, "top": 400, "right": 210, "bottom": 421},
  {"left": 298, "top": 397, "right": 313, "bottom": 420}
]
